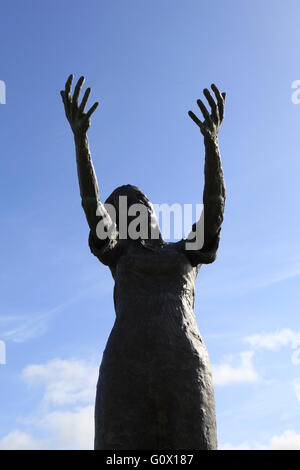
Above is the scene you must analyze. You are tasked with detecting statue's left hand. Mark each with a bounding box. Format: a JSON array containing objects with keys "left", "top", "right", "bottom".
[
  {"left": 60, "top": 74, "right": 99, "bottom": 136},
  {"left": 188, "top": 84, "right": 226, "bottom": 141}
]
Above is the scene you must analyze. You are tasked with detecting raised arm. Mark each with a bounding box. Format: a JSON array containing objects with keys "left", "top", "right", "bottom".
[
  {"left": 186, "top": 84, "right": 226, "bottom": 264},
  {"left": 60, "top": 75, "right": 113, "bottom": 240}
]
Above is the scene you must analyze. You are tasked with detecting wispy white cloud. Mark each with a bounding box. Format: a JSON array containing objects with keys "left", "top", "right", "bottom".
[
  {"left": 243, "top": 328, "right": 300, "bottom": 402},
  {"left": 0, "top": 430, "right": 44, "bottom": 450},
  {"left": 0, "top": 357, "right": 98, "bottom": 450},
  {"left": 22, "top": 358, "right": 98, "bottom": 406},
  {"left": 0, "top": 300, "right": 75, "bottom": 344},
  {"left": 245, "top": 328, "right": 300, "bottom": 351},
  {"left": 212, "top": 351, "right": 258, "bottom": 386},
  {"left": 1, "top": 314, "right": 49, "bottom": 343},
  {"left": 252, "top": 264, "right": 300, "bottom": 291},
  {"left": 199, "top": 249, "right": 300, "bottom": 299},
  {"left": 42, "top": 405, "right": 94, "bottom": 449},
  {"left": 220, "top": 429, "right": 300, "bottom": 450},
  {"left": 0, "top": 280, "right": 110, "bottom": 343},
  {"left": 0, "top": 406, "right": 95, "bottom": 450},
  {"left": 219, "top": 440, "right": 263, "bottom": 450},
  {"left": 270, "top": 430, "right": 300, "bottom": 450}
]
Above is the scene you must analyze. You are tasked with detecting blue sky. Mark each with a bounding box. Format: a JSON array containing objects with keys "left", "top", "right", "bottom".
[{"left": 0, "top": 0, "right": 300, "bottom": 449}]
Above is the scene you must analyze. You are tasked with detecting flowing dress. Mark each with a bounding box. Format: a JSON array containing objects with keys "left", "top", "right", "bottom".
[{"left": 89, "top": 231, "right": 219, "bottom": 450}]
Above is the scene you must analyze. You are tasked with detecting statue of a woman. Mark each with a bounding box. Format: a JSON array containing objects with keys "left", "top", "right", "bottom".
[{"left": 60, "top": 75, "right": 226, "bottom": 450}]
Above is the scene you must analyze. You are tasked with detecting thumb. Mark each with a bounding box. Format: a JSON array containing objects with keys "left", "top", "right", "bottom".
[{"left": 60, "top": 91, "right": 65, "bottom": 104}]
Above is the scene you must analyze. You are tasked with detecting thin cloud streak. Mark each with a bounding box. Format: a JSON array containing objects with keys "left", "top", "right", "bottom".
[{"left": 0, "top": 279, "right": 112, "bottom": 343}]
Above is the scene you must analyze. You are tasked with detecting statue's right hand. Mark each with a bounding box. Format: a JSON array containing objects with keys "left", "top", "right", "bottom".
[
  {"left": 60, "top": 75, "right": 99, "bottom": 136},
  {"left": 188, "top": 84, "right": 226, "bottom": 141}
]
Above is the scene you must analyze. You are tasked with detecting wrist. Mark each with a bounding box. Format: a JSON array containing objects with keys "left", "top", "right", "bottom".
[
  {"left": 74, "top": 132, "right": 88, "bottom": 146},
  {"left": 204, "top": 133, "right": 218, "bottom": 144},
  {"left": 204, "top": 134, "right": 218, "bottom": 148}
]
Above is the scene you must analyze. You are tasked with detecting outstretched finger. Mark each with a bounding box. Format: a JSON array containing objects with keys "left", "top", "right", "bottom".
[
  {"left": 60, "top": 90, "right": 71, "bottom": 117},
  {"left": 203, "top": 88, "right": 219, "bottom": 123},
  {"left": 86, "top": 101, "right": 99, "bottom": 119},
  {"left": 60, "top": 90, "right": 66, "bottom": 105},
  {"left": 73, "top": 76, "right": 85, "bottom": 108},
  {"left": 65, "top": 74, "right": 73, "bottom": 98},
  {"left": 79, "top": 87, "right": 91, "bottom": 113},
  {"left": 211, "top": 84, "right": 225, "bottom": 122},
  {"left": 197, "top": 98, "right": 211, "bottom": 123},
  {"left": 188, "top": 110, "right": 204, "bottom": 132}
]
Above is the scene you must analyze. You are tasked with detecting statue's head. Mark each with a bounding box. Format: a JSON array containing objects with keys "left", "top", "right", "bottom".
[{"left": 105, "top": 184, "right": 163, "bottom": 244}]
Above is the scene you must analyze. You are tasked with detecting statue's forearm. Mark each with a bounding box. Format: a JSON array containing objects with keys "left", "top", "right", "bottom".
[
  {"left": 74, "top": 134, "right": 99, "bottom": 200},
  {"left": 74, "top": 134, "right": 115, "bottom": 240},
  {"left": 202, "top": 136, "right": 226, "bottom": 245},
  {"left": 74, "top": 134, "right": 102, "bottom": 232}
]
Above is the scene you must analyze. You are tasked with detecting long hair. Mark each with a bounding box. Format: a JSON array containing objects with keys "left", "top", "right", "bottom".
[{"left": 105, "top": 184, "right": 164, "bottom": 244}]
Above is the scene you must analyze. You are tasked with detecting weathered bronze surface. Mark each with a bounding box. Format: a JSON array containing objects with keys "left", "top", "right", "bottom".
[{"left": 61, "top": 75, "right": 226, "bottom": 450}]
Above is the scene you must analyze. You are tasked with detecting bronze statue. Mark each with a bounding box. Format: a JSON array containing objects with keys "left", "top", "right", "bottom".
[{"left": 60, "top": 75, "right": 226, "bottom": 450}]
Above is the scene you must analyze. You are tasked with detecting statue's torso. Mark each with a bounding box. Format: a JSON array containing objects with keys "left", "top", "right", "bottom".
[
  {"left": 108, "top": 241, "right": 205, "bottom": 362},
  {"left": 95, "top": 240, "right": 217, "bottom": 450}
]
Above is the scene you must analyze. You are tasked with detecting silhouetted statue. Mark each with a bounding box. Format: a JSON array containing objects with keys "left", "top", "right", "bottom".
[{"left": 60, "top": 75, "right": 226, "bottom": 450}]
